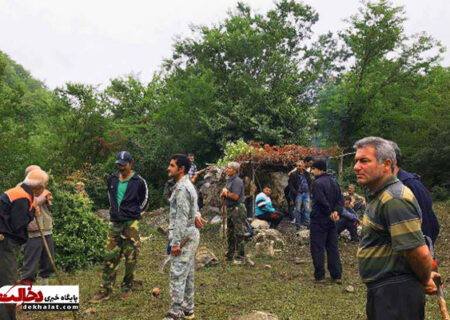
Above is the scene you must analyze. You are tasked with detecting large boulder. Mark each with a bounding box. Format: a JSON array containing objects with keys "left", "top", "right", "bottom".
[
  {"left": 195, "top": 247, "right": 219, "bottom": 269},
  {"left": 266, "top": 172, "right": 289, "bottom": 212},
  {"left": 253, "top": 229, "right": 285, "bottom": 257},
  {"left": 200, "top": 165, "right": 226, "bottom": 217},
  {"left": 255, "top": 240, "right": 275, "bottom": 257},
  {"left": 230, "top": 311, "right": 279, "bottom": 320},
  {"left": 253, "top": 229, "right": 285, "bottom": 248}
]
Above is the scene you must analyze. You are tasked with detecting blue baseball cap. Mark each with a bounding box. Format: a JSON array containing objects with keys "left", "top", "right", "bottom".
[{"left": 115, "top": 151, "right": 132, "bottom": 166}]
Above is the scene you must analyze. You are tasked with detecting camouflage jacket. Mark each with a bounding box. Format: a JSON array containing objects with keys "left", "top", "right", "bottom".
[{"left": 168, "top": 175, "right": 200, "bottom": 247}]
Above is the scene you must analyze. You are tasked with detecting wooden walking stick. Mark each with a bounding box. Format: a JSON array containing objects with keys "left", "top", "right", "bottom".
[
  {"left": 35, "top": 211, "right": 78, "bottom": 320},
  {"left": 221, "top": 199, "right": 227, "bottom": 270}
]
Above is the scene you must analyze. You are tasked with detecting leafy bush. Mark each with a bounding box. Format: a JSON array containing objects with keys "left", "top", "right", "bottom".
[
  {"left": 431, "top": 185, "right": 450, "bottom": 202},
  {"left": 217, "top": 139, "right": 255, "bottom": 167},
  {"left": 64, "top": 163, "right": 110, "bottom": 211},
  {"left": 51, "top": 185, "right": 107, "bottom": 271}
]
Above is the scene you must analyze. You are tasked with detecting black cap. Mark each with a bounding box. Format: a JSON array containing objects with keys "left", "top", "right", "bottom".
[
  {"left": 115, "top": 151, "right": 132, "bottom": 166},
  {"left": 312, "top": 159, "right": 327, "bottom": 172}
]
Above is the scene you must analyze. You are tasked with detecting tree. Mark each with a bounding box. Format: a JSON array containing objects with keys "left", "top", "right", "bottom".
[
  {"left": 316, "top": 0, "right": 444, "bottom": 149},
  {"left": 159, "top": 0, "right": 325, "bottom": 155}
]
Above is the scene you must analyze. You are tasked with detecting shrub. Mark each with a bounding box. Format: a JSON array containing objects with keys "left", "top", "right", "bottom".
[
  {"left": 51, "top": 185, "right": 107, "bottom": 271},
  {"left": 431, "top": 185, "right": 450, "bottom": 202}
]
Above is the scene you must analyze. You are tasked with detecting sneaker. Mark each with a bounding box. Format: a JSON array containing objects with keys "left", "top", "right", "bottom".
[
  {"left": 120, "top": 289, "right": 131, "bottom": 301},
  {"left": 290, "top": 219, "right": 296, "bottom": 224},
  {"left": 182, "top": 310, "right": 195, "bottom": 319},
  {"left": 162, "top": 313, "right": 180, "bottom": 320},
  {"left": 334, "top": 279, "right": 343, "bottom": 285},
  {"left": 89, "top": 290, "right": 112, "bottom": 303}
]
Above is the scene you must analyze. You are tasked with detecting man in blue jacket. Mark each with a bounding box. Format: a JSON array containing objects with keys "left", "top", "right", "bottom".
[
  {"left": 91, "top": 151, "right": 149, "bottom": 303},
  {"left": 254, "top": 187, "right": 282, "bottom": 229},
  {"left": 390, "top": 141, "right": 440, "bottom": 244},
  {"left": 309, "top": 159, "right": 344, "bottom": 283}
]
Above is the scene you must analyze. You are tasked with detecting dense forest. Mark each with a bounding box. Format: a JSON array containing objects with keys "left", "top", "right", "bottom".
[{"left": 1, "top": 0, "right": 449, "bottom": 211}]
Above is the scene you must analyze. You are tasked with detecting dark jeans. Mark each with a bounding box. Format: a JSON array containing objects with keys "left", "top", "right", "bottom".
[
  {"left": 256, "top": 212, "right": 283, "bottom": 229},
  {"left": 366, "top": 277, "right": 425, "bottom": 320},
  {"left": 337, "top": 218, "right": 358, "bottom": 241},
  {"left": 310, "top": 222, "right": 342, "bottom": 280},
  {"left": 20, "top": 235, "right": 55, "bottom": 282},
  {"left": 0, "top": 236, "right": 21, "bottom": 320},
  {"left": 244, "top": 196, "right": 254, "bottom": 219}
]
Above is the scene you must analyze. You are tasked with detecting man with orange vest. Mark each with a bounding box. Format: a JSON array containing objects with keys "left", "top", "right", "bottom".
[{"left": 0, "top": 169, "right": 48, "bottom": 320}]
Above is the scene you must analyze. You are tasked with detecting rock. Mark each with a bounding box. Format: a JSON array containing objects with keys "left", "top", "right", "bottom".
[
  {"left": 200, "top": 165, "right": 226, "bottom": 217},
  {"left": 251, "top": 219, "right": 270, "bottom": 230},
  {"left": 195, "top": 247, "right": 219, "bottom": 269},
  {"left": 142, "top": 208, "right": 169, "bottom": 230},
  {"left": 255, "top": 240, "right": 275, "bottom": 257},
  {"left": 267, "top": 172, "right": 289, "bottom": 212},
  {"left": 339, "top": 229, "right": 351, "bottom": 240},
  {"left": 345, "top": 285, "right": 355, "bottom": 293},
  {"left": 157, "top": 223, "right": 169, "bottom": 236},
  {"left": 95, "top": 209, "right": 110, "bottom": 222},
  {"left": 264, "top": 264, "right": 272, "bottom": 269},
  {"left": 253, "top": 229, "right": 285, "bottom": 257},
  {"left": 230, "top": 311, "right": 279, "bottom": 320},
  {"left": 293, "top": 257, "right": 305, "bottom": 264},
  {"left": 254, "top": 229, "right": 285, "bottom": 248},
  {"left": 296, "top": 229, "right": 310, "bottom": 245}
]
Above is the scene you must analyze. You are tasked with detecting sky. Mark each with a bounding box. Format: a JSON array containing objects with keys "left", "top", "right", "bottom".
[{"left": 0, "top": 0, "right": 449, "bottom": 89}]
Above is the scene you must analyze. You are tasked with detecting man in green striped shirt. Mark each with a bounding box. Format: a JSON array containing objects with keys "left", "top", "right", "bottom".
[{"left": 354, "top": 137, "right": 439, "bottom": 320}]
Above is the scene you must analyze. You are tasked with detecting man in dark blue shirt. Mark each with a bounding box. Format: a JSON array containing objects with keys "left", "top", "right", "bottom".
[
  {"left": 390, "top": 141, "right": 439, "bottom": 244},
  {"left": 309, "top": 159, "right": 344, "bottom": 283}
]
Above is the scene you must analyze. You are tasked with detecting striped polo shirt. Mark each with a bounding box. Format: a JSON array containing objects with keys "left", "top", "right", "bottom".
[{"left": 357, "top": 175, "right": 425, "bottom": 284}]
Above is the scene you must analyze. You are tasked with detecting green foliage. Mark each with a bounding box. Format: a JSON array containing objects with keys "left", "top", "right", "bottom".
[
  {"left": 51, "top": 184, "right": 107, "bottom": 271},
  {"left": 217, "top": 139, "right": 256, "bottom": 167},
  {"left": 431, "top": 185, "right": 450, "bottom": 202},
  {"left": 316, "top": 0, "right": 444, "bottom": 148},
  {"left": 160, "top": 0, "right": 325, "bottom": 152}
]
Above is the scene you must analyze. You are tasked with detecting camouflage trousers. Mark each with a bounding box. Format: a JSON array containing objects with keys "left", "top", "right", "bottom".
[
  {"left": 169, "top": 229, "right": 200, "bottom": 316},
  {"left": 101, "top": 220, "right": 140, "bottom": 292},
  {"left": 226, "top": 203, "right": 247, "bottom": 260}
]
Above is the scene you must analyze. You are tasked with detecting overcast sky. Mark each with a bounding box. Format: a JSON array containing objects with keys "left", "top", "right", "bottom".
[{"left": 1, "top": 0, "right": 449, "bottom": 89}]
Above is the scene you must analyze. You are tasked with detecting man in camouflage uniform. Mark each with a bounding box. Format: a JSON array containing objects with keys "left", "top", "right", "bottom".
[
  {"left": 163, "top": 154, "right": 201, "bottom": 320},
  {"left": 220, "top": 161, "right": 247, "bottom": 264},
  {"left": 90, "top": 151, "right": 148, "bottom": 303}
]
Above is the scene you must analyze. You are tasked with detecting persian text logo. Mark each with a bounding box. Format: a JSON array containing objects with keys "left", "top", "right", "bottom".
[{"left": 0, "top": 281, "right": 79, "bottom": 311}]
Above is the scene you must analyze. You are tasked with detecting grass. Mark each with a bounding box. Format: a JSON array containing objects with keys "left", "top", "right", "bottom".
[{"left": 18, "top": 203, "right": 450, "bottom": 320}]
